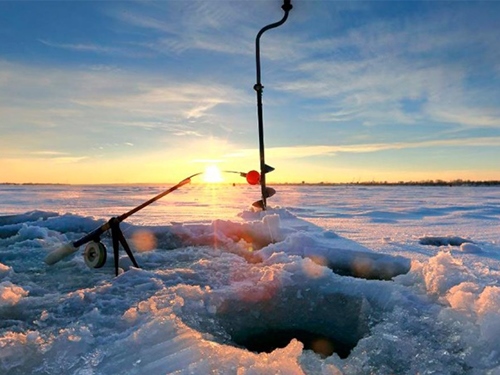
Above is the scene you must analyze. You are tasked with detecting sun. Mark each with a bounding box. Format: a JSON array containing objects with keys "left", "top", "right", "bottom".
[{"left": 203, "top": 164, "right": 223, "bottom": 183}]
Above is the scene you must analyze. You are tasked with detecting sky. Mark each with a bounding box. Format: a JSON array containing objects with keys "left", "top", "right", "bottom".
[{"left": 0, "top": 0, "right": 499, "bottom": 184}]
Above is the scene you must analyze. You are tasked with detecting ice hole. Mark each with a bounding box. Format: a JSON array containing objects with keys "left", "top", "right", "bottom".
[
  {"left": 419, "top": 236, "right": 472, "bottom": 247},
  {"left": 231, "top": 328, "right": 353, "bottom": 358},
  {"left": 214, "top": 286, "right": 371, "bottom": 359}
]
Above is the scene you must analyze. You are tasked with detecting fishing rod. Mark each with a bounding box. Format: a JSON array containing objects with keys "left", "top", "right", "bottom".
[
  {"left": 254, "top": 0, "right": 293, "bottom": 209},
  {"left": 44, "top": 170, "right": 261, "bottom": 276},
  {"left": 44, "top": 173, "right": 201, "bottom": 276}
]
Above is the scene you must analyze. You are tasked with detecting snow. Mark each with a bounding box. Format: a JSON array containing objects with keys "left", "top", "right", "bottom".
[{"left": 1, "top": 183, "right": 500, "bottom": 374}]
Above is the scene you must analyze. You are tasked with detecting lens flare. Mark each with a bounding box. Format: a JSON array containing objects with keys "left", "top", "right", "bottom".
[
  {"left": 203, "top": 165, "right": 223, "bottom": 183},
  {"left": 131, "top": 229, "right": 157, "bottom": 252}
]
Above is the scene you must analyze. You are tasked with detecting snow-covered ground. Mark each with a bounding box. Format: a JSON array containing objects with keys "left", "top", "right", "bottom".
[{"left": 1, "top": 183, "right": 499, "bottom": 374}]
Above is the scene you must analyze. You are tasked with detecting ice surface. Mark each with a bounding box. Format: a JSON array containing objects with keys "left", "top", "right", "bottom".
[{"left": 1, "top": 184, "right": 500, "bottom": 374}]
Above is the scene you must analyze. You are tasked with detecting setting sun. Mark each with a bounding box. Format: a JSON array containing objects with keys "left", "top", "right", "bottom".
[{"left": 203, "top": 165, "right": 223, "bottom": 183}]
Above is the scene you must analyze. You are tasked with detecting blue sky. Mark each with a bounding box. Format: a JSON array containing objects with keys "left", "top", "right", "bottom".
[{"left": 1, "top": 0, "right": 499, "bottom": 184}]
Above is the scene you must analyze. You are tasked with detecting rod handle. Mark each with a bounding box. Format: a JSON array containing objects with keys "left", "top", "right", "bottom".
[{"left": 45, "top": 243, "right": 78, "bottom": 265}]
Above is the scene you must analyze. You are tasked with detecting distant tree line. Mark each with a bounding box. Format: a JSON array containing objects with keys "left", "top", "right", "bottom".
[
  {"left": 349, "top": 179, "right": 500, "bottom": 186},
  {"left": 281, "top": 179, "right": 500, "bottom": 186},
  {"left": 2, "top": 180, "right": 499, "bottom": 187},
  {"left": 0, "top": 182, "right": 69, "bottom": 186}
]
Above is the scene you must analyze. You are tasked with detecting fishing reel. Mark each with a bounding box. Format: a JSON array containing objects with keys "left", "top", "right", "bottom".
[{"left": 83, "top": 241, "right": 108, "bottom": 269}]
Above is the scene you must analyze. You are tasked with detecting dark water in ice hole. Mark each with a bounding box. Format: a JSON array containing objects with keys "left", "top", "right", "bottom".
[{"left": 212, "top": 287, "right": 370, "bottom": 359}]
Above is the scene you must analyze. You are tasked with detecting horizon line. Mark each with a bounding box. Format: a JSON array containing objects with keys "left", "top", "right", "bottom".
[{"left": 2, "top": 179, "right": 500, "bottom": 187}]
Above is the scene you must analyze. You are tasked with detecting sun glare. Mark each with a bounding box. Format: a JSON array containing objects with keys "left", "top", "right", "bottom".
[{"left": 203, "top": 165, "right": 223, "bottom": 183}]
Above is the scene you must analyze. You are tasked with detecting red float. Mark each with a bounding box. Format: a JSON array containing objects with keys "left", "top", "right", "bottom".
[{"left": 246, "top": 170, "right": 260, "bottom": 185}]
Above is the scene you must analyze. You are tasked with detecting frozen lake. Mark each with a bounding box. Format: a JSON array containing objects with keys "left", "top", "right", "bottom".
[{"left": 1, "top": 183, "right": 499, "bottom": 374}]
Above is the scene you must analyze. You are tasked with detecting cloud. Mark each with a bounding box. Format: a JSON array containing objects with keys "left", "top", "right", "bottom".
[
  {"left": 269, "top": 3, "right": 500, "bottom": 130},
  {"left": 0, "top": 59, "right": 255, "bottom": 170},
  {"left": 106, "top": 0, "right": 295, "bottom": 58},
  {"left": 229, "top": 137, "right": 500, "bottom": 161},
  {"left": 29, "top": 151, "right": 68, "bottom": 156},
  {"left": 5, "top": 150, "right": 89, "bottom": 164},
  {"left": 14, "top": 154, "right": 88, "bottom": 163},
  {"left": 38, "top": 39, "right": 151, "bottom": 58},
  {"left": 0, "top": 59, "right": 246, "bottom": 124},
  {"left": 39, "top": 39, "right": 119, "bottom": 54},
  {"left": 114, "top": 1, "right": 360, "bottom": 62},
  {"left": 50, "top": 156, "right": 89, "bottom": 164},
  {"left": 429, "top": 106, "right": 500, "bottom": 128},
  {"left": 113, "top": 11, "right": 176, "bottom": 34}
]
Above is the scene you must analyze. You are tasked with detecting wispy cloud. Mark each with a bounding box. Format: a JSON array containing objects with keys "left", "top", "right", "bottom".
[
  {"left": 0, "top": 60, "right": 250, "bottom": 161},
  {"left": 51, "top": 156, "right": 89, "bottom": 164},
  {"left": 114, "top": 11, "right": 176, "bottom": 34},
  {"left": 270, "top": 3, "right": 500, "bottom": 131},
  {"left": 38, "top": 39, "right": 152, "bottom": 58},
  {"left": 108, "top": 1, "right": 268, "bottom": 57},
  {"left": 29, "top": 151, "right": 68, "bottom": 156},
  {"left": 230, "top": 137, "right": 500, "bottom": 160},
  {"left": 39, "top": 39, "right": 119, "bottom": 54},
  {"left": 25, "top": 151, "right": 88, "bottom": 164},
  {"left": 430, "top": 107, "right": 500, "bottom": 128}
]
